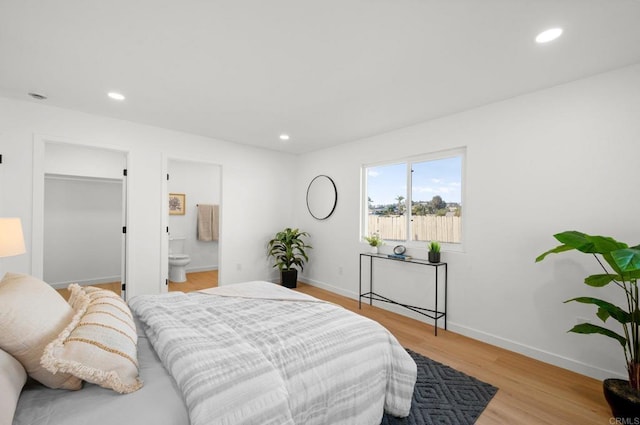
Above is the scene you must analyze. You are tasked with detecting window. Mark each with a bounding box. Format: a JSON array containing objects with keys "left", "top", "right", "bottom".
[{"left": 363, "top": 148, "right": 464, "bottom": 248}]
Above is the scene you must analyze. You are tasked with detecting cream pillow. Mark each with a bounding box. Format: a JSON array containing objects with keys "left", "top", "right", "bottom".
[
  {"left": 0, "top": 273, "right": 81, "bottom": 390},
  {"left": 42, "top": 284, "right": 143, "bottom": 394},
  {"left": 0, "top": 348, "right": 27, "bottom": 425}
]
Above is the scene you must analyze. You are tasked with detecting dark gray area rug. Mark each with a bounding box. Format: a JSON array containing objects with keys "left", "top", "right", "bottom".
[{"left": 381, "top": 349, "right": 498, "bottom": 425}]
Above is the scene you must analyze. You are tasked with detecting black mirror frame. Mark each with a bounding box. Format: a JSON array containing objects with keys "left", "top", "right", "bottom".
[{"left": 306, "top": 175, "right": 337, "bottom": 220}]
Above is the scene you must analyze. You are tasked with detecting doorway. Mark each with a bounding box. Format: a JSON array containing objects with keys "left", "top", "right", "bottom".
[
  {"left": 33, "top": 139, "right": 128, "bottom": 298},
  {"left": 161, "top": 157, "right": 221, "bottom": 292},
  {"left": 44, "top": 175, "right": 122, "bottom": 289}
]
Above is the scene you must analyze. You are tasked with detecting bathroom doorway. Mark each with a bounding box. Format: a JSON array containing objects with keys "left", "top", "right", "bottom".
[{"left": 162, "top": 158, "right": 221, "bottom": 292}]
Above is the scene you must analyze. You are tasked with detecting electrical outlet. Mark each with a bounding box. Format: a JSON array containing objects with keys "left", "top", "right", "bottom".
[
  {"left": 338, "top": 266, "right": 343, "bottom": 275},
  {"left": 236, "top": 263, "right": 242, "bottom": 271}
]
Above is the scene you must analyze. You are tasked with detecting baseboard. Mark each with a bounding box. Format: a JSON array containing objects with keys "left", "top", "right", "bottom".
[
  {"left": 49, "top": 275, "right": 121, "bottom": 289},
  {"left": 446, "top": 322, "right": 625, "bottom": 381},
  {"left": 299, "top": 276, "right": 625, "bottom": 381},
  {"left": 186, "top": 265, "right": 218, "bottom": 273},
  {"left": 299, "top": 276, "right": 358, "bottom": 300}
]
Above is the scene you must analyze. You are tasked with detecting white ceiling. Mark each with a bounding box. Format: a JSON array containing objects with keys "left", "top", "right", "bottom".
[{"left": 1, "top": 1, "right": 639, "bottom": 154}]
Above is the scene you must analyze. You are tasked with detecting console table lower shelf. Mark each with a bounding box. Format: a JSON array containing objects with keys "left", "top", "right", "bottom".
[{"left": 358, "top": 253, "right": 447, "bottom": 336}]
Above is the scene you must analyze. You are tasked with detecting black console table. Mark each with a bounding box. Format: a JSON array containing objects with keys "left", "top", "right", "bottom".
[{"left": 358, "top": 253, "right": 447, "bottom": 336}]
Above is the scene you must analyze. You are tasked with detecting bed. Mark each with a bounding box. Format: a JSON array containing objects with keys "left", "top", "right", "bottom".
[{"left": 2, "top": 275, "right": 417, "bottom": 425}]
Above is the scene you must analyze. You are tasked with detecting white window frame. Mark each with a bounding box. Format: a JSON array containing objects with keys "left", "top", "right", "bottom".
[{"left": 361, "top": 147, "right": 466, "bottom": 252}]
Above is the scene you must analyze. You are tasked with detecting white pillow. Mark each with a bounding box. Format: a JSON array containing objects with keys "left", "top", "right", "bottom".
[
  {"left": 0, "top": 348, "right": 26, "bottom": 425},
  {"left": 0, "top": 273, "right": 82, "bottom": 390},
  {"left": 42, "top": 284, "right": 143, "bottom": 394}
]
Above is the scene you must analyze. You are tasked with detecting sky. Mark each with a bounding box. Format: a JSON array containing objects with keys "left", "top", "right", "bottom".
[{"left": 367, "top": 157, "right": 462, "bottom": 206}]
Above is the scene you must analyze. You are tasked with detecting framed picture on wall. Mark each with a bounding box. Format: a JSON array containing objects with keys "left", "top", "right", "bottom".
[{"left": 169, "top": 193, "right": 186, "bottom": 215}]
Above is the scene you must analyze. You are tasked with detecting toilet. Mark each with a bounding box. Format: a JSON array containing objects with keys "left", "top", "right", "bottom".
[{"left": 169, "top": 236, "right": 191, "bottom": 283}]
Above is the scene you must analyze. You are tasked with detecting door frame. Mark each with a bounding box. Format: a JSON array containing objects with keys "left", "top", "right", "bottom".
[
  {"left": 161, "top": 154, "right": 223, "bottom": 293},
  {"left": 32, "top": 135, "right": 130, "bottom": 298}
]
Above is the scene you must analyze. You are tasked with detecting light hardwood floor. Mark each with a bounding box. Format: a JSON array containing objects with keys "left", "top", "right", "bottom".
[
  {"left": 295, "top": 283, "right": 611, "bottom": 425},
  {"left": 58, "top": 273, "right": 611, "bottom": 423},
  {"left": 168, "top": 269, "right": 218, "bottom": 292},
  {"left": 56, "top": 270, "right": 218, "bottom": 300}
]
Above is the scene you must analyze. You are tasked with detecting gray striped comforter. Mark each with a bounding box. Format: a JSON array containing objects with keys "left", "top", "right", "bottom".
[{"left": 128, "top": 281, "right": 416, "bottom": 425}]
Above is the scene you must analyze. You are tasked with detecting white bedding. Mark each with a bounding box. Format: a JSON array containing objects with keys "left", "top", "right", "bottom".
[
  {"left": 129, "top": 281, "right": 417, "bottom": 425},
  {"left": 14, "top": 281, "right": 416, "bottom": 425}
]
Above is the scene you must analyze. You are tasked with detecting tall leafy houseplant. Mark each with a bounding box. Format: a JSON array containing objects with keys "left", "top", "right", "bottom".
[
  {"left": 267, "top": 228, "right": 311, "bottom": 289},
  {"left": 536, "top": 231, "right": 640, "bottom": 416}
]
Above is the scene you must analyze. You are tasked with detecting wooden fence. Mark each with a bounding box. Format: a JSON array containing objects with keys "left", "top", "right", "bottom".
[{"left": 368, "top": 215, "right": 461, "bottom": 243}]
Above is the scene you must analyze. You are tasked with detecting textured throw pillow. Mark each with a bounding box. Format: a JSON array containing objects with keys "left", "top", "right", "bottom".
[
  {"left": 0, "top": 348, "right": 27, "bottom": 425},
  {"left": 41, "top": 284, "right": 143, "bottom": 394},
  {"left": 0, "top": 273, "right": 82, "bottom": 390}
]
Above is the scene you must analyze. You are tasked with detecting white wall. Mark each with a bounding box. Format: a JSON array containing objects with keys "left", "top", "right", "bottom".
[
  {"left": 45, "top": 142, "right": 125, "bottom": 179},
  {"left": 294, "top": 64, "right": 640, "bottom": 381},
  {"left": 0, "top": 97, "right": 295, "bottom": 297},
  {"left": 168, "top": 159, "right": 221, "bottom": 272}
]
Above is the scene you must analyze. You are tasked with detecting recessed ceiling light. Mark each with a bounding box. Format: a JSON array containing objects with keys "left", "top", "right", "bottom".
[
  {"left": 279, "top": 134, "right": 290, "bottom": 141},
  {"left": 536, "top": 28, "right": 563, "bottom": 44},
  {"left": 28, "top": 92, "right": 47, "bottom": 100},
  {"left": 108, "top": 92, "right": 126, "bottom": 101}
]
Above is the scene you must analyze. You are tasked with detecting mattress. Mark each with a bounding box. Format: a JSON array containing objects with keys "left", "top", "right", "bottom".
[{"left": 13, "top": 322, "right": 189, "bottom": 425}]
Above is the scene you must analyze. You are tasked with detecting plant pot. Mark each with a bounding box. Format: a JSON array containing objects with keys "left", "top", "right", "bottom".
[
  {"left": 281, "top": 269, "right": 298, "bottom": 289},
  {"left": 428, "top": 251, "right": 441, "bottom": 263},
  {"left": 370, "top": 246, "right": 378, "bottom": 254},
  {"left": 603, "top": 378, "right": 640, "bottom": 420}
]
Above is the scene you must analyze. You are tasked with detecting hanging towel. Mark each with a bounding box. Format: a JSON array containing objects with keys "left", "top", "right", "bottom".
[{"left": 197, "top": 204, "right": 219, "bottom": 241}]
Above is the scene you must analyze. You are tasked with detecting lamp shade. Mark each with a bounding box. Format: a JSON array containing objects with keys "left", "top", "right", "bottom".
[{"left": 0, "top": 218, "right": 26, "bottom": 257}]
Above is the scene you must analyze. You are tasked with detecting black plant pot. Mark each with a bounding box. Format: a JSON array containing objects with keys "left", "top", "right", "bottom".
[
  {"left": 281, "top": 269, "right": 298, "bottom": 289},
  {"left": 428, "top": 251, "right": 441, "bottom": 263},
  {"left": 603, "top": 379, "right": 640, "bottom": 420}
]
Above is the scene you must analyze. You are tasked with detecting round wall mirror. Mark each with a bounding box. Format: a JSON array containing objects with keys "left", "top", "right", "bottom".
[{"left": 306, "top": 175, "right": 337, "bottom": 220}]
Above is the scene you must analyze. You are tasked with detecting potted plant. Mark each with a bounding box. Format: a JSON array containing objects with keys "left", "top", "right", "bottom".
[
  {"left": 428, "top": 241, "right": 441, "bottom": 263},
  {"left": 536, "top": 231, "right": 640, "bottom": 419},
  {"left": 267, "top": 227, "right": 312, "bottom": 288},
  {"left": 364, "top": 233, "right": 383, "bottom": 254}
]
